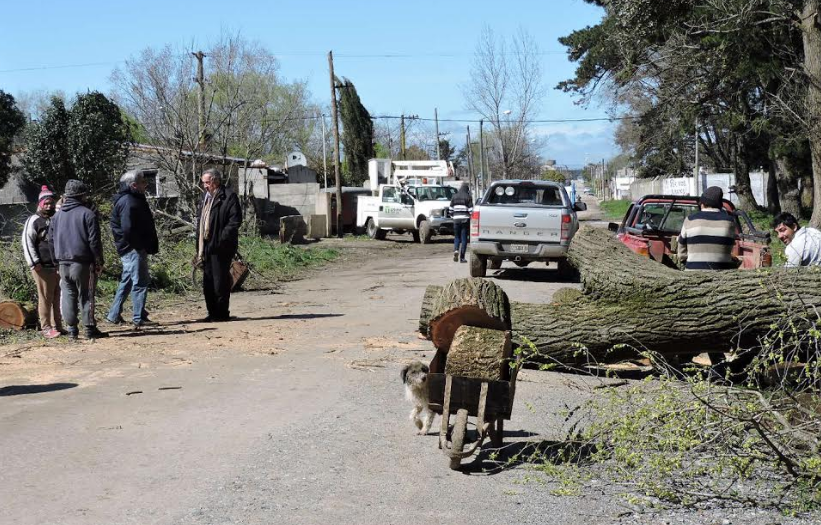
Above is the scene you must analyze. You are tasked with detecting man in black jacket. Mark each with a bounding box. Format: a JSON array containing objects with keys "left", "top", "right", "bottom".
[
  {"left": 195, "top": 168, "right": 242, "bottom": 322},
  {"left": 106, "top": 170, "right": 159, "bottom": 328},
  {"left": 49, "top": 179, "right": 107, "bottom": 339}
]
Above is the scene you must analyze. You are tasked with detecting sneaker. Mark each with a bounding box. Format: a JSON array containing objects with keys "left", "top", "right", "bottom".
[
  {"left": 42, "top": 328, "right": 61, "bottom": 339},
  {"left": 460, "top": 258, "right": 467, "bottom": 263},
  {"left": 84, "top": 326, "right": 109, "bottom": 339},
  {"left": 453, "top": 251, "right": 459, "bottom": 262},
  {"left": 105, "top": 315, "right": 126, "bottom": 325},
  {"left": 66, "top": 328, "right": 79, "bottom": 340}
]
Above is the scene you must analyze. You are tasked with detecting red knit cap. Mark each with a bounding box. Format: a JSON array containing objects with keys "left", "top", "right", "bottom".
[{"left": 38, "top": 185, "right": 55, "bottom": 205}]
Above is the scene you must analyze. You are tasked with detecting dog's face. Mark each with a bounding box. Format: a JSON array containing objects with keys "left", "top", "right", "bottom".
[{"left": 401, "top": 361, "right": 429, "bottom": 389}]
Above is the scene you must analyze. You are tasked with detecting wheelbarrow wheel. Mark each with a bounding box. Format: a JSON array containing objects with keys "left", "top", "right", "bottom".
[{"left": 449, "top": 408, "right": 469, "bottom": 470}]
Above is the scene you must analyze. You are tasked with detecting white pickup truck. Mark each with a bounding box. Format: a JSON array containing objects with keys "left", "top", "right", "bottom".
[
  {"left": 469, "top": 180, "right": 587, "bottom": 277},
  {"left": 356, "top": 159, "right": 457, "bottom": 243}
]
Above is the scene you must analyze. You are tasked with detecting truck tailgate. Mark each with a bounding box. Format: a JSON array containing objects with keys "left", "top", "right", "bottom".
[{"left": 478, "top": 206, "right": 563, "bottom": 242}]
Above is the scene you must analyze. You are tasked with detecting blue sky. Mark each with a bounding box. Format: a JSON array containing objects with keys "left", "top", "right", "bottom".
[{"left": 1, "top": 0, "right": 616, "bottom": 168}]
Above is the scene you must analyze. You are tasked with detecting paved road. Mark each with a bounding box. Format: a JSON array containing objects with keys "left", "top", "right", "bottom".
[{"left": 0, "top": 197, "right": 786, "bottom": 525}]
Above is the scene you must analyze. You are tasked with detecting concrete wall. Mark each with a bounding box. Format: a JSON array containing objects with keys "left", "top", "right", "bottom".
[
  {"left": 255, "top": 183, "right": 320, "bottom": 235},
  {"left": 627, "top": 172, "right": 770, "bottom": 207}
]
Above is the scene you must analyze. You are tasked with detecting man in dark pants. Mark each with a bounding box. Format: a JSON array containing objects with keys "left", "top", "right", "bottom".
[
  {"left": 448, "top": 183, "right": 473, "bottom": 263},
  {"left": 49, "top": 179, "right": 108, "bottom": 339},
  {"left": 195, "top": 168, "right": 242, "bottom": 322}
]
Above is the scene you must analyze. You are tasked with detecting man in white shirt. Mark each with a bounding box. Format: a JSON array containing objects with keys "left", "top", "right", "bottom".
[{"left": 772, "top": 212, "right": 821, "bottom": 267}]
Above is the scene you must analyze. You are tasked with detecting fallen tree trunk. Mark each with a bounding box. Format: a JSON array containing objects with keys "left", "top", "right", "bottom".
[
  {"left": 419, "top": 226, "right": 821, "bottom": 363},
  {"left": 445, "top": 326, "right": 512, "bottom": 381}
]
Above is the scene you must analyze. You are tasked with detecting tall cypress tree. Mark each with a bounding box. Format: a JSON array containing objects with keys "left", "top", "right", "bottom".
[
  {"left": 337, "top": 78, "right": 374, "bottom": 186},
  {"left": 0, "top": 90, "right": 26, "bottom": 189}
]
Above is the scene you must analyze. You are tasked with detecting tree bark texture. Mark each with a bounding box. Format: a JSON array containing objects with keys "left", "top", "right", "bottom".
[
  {"left": 444, "top": 326, "right": 512, "bottom": 381},
  {"left": 801, "top": 0, "right": 821, "bottom": 227},
  {"left": 428, "top": 278, "right": 511, "bottom": 352},
  {"left": 775, "top": 156, "right": 802, "bottom": 218},
  {"left": 419, "top": 226, "right": 821, "bottom": 364}
]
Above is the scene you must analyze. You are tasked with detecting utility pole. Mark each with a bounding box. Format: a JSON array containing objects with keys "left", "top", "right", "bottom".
[
  {"left": 478, "top": 119, "right": 485, "bottom": 195},
  {"left": 400, "top": 114, "right": 406, "bottom": 160},
  {"left": 319, "top": 111, "right": 328, "bottom": 189},
  {"left": 192, "top": 51, "right": 207, "bottom": 149},
  {"left": 328, "top": 51, "right": 343, "bottom": 238},
  {"left": 434, "top": 108, "right": 441, "bottom": 160},
  {"left": 466, "top": 126, "right": 474, "bottom": 192},
  {"left": 694, "top": 117, "right": 700, "bottom": 196}
]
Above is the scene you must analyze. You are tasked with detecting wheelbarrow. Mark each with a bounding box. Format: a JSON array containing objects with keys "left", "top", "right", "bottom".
[{"left": 427, "top": 351, "right": 521, "bottom": 470}]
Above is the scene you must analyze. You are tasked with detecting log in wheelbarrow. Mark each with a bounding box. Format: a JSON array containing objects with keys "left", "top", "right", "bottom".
[{"left": 427, "top": 351, "right": 521, "bottom": 470}]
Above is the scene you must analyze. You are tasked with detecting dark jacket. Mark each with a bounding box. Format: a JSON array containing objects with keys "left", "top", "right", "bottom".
[
  {"left": 110, "top": 187, "right": 159, "bottom": 256},
  {"left": 449, "top": 186, "right": 473, "bottom": 223},
  {"left": 49, "top": 197, "right": 104, "bottom": 265},
  {"left": 196, "top": 185, "right": 242, "bottom": 258}
]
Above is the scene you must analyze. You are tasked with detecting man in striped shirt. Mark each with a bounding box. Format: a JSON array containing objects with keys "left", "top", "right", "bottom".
[{"left": 677, "top": 186, "right": 737, "bottom": 271}]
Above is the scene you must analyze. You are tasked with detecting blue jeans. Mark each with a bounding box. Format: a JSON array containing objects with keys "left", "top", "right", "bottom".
[
  {"left": 107, "top": 249, "right": 149, "bottom": 324},
  {"left": 453, "top": 221, "right": 469, "bottom": 260}
]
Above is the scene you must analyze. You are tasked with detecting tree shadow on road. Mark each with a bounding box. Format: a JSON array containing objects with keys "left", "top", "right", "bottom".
[
  {"left": 0, "top": 383, "right": 78, "bottom": 397},
  {"left": 112, "top": 327, "right": 217, "bottom": 338},
  {"left": 456, "top": 432, "right": 595, "bottom": 476}
]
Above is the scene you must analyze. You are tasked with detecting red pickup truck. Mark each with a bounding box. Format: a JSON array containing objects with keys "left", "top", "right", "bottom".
[{"left": 608, "top": 195, "right": 772, "bottom": 269}]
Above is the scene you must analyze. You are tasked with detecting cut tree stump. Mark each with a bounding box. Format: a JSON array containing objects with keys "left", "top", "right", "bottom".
[
  {"left": 419, "top": 226, "right": 821, "bottom": 364},
  {"left": 0, "top": 301, "right": 37, "bottom": 331},
  {"left": 444, "top": 326, "right": 512, "bottom": 381},
  {"left": 428, "top": 278, "right": 511, "bottom": 352}
]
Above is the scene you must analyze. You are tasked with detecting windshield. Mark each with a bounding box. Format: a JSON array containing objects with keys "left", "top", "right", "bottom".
[
  {"left": 484, "top": 184, "right": 564, "bottom": 206},
  {"left": 409, "top": 186, "right": 456, "bottom": 201},
  {"left": 631, "top": 203, "right": 699, "bottom": 233}
]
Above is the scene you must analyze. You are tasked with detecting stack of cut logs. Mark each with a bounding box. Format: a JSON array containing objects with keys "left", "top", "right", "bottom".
[
  {"left": 423, "top": 278, "right": 513, "bottom": 380},
  {"left": 419, "top": 226, "right": 821, "bottom": 365}
]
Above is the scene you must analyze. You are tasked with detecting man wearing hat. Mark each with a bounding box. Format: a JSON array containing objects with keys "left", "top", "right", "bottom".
[
  {"left": 677, "top": 186, "right": 737, "bottom": 271},
  {"left": 22, "top": 185, "right": 63, "bottom": 339},
  {"left": 48, "top": 179, "right": 108, "bottom": 339}
]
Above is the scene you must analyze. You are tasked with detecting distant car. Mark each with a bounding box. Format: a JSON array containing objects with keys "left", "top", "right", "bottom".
[
  {"left": 469, "top": 180, "right": 587, "bottom": 277},
  {"left": 608, "top": 194, "right": 771, "bottom": 269}
]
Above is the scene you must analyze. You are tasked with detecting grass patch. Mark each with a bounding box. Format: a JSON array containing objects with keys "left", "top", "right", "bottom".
[
  {"left": 599, "top": 199, "right": 631, "bottom": 221},
  {"left": 0, "top": 234, "right": 340, "bottom": 310}
]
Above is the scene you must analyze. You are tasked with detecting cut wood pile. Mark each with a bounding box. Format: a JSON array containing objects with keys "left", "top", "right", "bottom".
[
  {"left": 419, "top": 225, "right": 821, "bottom": 365},
  {"left": 0, "top": 301, "right": 37, "bottom": 330},
  {"left": 444, "top": 326, "right": 512, "bottom": 381}
]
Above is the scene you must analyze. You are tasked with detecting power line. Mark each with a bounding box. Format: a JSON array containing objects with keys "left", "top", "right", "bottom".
[{"left": 0, "top": 50, "right": 568, "bottom": 74}]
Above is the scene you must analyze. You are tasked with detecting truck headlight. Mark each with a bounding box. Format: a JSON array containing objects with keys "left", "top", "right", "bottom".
[{"left": 432, "top": 209, "right": 443, "bottom": 217}]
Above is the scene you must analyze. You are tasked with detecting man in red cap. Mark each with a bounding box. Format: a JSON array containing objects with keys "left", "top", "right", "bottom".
[{"left": 22, "top": 185, "right": 63, "bottom": 338}]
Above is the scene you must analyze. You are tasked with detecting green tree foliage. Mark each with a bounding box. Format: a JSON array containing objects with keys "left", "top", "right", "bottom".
[
  {"left": 541, "top": 170, "right": 566, "bottom": 183},
  {"left": 438, "top": 138, "right": 457, "bottom": 166},
  {"left": 558, "top": 0, "right": 809, "bottom": 212},
  {"left": 23, "top": 96, "right": 74, "bottom": 192},
  {"left": 337, "top": 78, "right": 374, "bottom": 186},
  {"left": 24, "top": 92, "right": 129, "bottom": 196},
  {"left": 68, "top": 92, "right": 130, "bottom": 194},
  {"left": 0, "top": 90, "right": 26, "bottom": 188}
]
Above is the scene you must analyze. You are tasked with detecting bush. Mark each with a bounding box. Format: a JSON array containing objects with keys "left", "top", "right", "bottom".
[{"left": 599, "top": 199, "right": 631, "bottom": 220}]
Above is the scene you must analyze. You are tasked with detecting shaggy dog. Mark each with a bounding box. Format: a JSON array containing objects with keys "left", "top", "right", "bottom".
[{"left": 401, "top": 361, "right": 434, "bottom": 435}]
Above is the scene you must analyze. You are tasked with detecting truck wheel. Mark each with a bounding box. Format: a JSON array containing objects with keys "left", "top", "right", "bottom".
[
  {"left": 489, "top": 259, "right": 502, "bottom": 270},
  {"left": 419, "top": 219, "right": 433, "bottom": 244},
  {"left": 366, "top": 218, "right": 386, "bottom": 240},
  {"left": 470, "top": 253, "right": 487, "bottom": 277},
  {"left": 412, "top": 230, "right": 421, "bottom": 243}
]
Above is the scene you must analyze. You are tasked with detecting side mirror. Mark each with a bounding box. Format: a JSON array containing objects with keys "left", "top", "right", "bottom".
[
  {"left": 608, "top": 222, "right": 619, "bottom": 233},
  {"left": 573, "top": 201, "right": 588, "bottom": 212}
]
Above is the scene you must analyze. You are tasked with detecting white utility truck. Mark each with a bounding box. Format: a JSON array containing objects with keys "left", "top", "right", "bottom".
[{"left": 356, "top": 159, "right": 458, "bottom": 243}]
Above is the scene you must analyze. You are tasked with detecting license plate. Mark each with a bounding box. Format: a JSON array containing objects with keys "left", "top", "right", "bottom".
[{"left": 509, "top": 244, "right": 529, "bottom": 253}]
